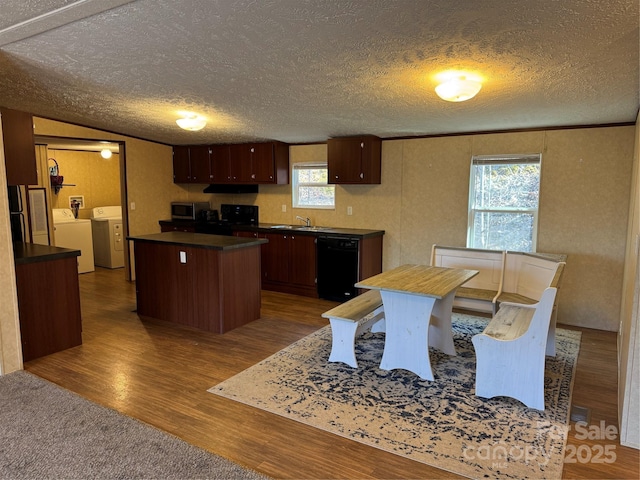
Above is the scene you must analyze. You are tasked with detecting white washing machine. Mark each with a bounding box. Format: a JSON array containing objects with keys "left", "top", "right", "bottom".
[
  {"left": 52, "top": 208, "right": 95, "bottom": 274},
  {"left": 90, "top": 206, "right": 124, "bottom": 269}
]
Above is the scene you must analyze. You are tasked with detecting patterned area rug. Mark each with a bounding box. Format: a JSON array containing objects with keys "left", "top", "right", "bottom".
[{"left": 209, "top": 314, "right": 581, "bottom": 479}]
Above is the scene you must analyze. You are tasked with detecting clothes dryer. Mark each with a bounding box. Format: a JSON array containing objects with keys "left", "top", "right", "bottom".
[
  {"left": 90, "top": 206, "right": 124, "bottom": 268},
  {"left": 52, "top": 208, "right": 95, "bottom": 273}
]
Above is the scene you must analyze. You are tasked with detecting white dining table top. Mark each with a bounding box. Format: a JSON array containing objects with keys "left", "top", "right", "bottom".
[{"left": 355, "top": 264, "right": 479, "bottom": 299}]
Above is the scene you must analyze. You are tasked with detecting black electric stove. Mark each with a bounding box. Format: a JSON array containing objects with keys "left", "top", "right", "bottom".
[{"left": 195, "top": 204, "right": 258, "bottom": 236}]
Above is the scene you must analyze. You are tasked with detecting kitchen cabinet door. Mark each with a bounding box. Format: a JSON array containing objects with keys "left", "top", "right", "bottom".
[
  {"left": 250, "top": 143, "right": 276, "bottom": 183},
  {"left": 262, "top": 232, "right": 289, "bottom": 283},
  {"left": 210, "top": 144, "right": 231, "bottom": 183},
  {"left": 288, "top": 234, "right": 316, "bottom": 287},
  {"left": 172, "top": 146, "right": 190, "bottom": 183},
  {"left": 1, "top": 108, "right": 37, "bottom": 186},
  {"left": 228, "top": 144, "right": 253, "bottom": 183},
  {"left": 188, "top": 145, "right": 211, "bottom": 183},
  {"left": 327, "top": 135, "right": 381, "bottom": 184}
]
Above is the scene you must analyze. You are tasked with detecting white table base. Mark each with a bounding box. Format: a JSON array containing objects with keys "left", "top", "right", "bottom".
[{"left": 378, "top": 290, "right": 457, "bottom": 380}]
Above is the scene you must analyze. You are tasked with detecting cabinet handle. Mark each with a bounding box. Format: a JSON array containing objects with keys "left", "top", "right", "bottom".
[
  {"left": 360, "top": 142, "right": 364, "bottom": 148},
  {"left": 335, "top": 175, "right": 339, "bottom": 179},
  {"left": 251, "top": 173, "right": 256, "bottom": 179},
  {"left": 360, "top": 172, "right": 364, "bottom": 179},
  {"left": 250, "top": 147, "right": 255, "bottom": 153}
]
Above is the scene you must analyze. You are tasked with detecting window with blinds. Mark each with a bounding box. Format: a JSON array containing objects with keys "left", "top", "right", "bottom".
[{"left": 467, "top": 154, "right": 542, "bottom": 252}]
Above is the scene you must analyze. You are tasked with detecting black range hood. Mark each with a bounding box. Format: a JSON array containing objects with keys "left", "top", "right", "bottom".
[{"left": 203, "top": 184, "right": 259, "bottom": 194}]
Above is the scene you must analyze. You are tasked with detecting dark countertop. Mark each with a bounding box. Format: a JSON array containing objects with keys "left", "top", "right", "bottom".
[
  {"left": 128, "top": 232, "right": 268, "bottom": 250},
  {"left": 14, "top": 242, "right": 80, "bottom": 266},
  {"left": 243, "top": 223, "right": 385, "bottom": 239}
]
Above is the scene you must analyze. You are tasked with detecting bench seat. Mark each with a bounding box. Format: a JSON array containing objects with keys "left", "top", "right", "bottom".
[
  {"left": 322, "top": 290, "right": 385, "bottom": 368},
  {"left": 456, "top": 287, "right": 500, "bottom": 303},
  {"left": 472, "top": 287, "right": 557, "bottom": 410},
  {"left": 496, "top": 292, "right": 536, "bottom": 304}
]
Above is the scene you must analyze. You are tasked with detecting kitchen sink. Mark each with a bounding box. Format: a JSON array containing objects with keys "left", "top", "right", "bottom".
[
  {"left": 297, "top": 226, "right": 332, "bottom": 232},
  {"left": 270, "top": 224, "right": 332, "bottom": 232}
]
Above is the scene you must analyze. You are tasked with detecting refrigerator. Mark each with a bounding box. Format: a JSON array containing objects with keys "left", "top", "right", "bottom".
[{"left": 8, "top": 185, "right": 50, "bottom": 244}]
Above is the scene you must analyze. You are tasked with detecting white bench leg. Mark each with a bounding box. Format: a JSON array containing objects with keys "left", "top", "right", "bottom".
[
  {"left": 546, "top": 306, "right": 557, "bottom": 357},
  {"left": 328, "top": 318, "right": 360, "bottom": 368},
  {"left": 473, "top": 334, "right": 546, "bottom": 410}
]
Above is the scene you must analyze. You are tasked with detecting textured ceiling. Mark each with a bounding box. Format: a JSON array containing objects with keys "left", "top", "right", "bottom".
[{"left": 0, "top": 0, "right": 638, "bottom": 145}]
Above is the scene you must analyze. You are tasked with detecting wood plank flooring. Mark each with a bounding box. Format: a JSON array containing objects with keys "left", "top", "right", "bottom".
[{"left": 24, "top": 268, "right": 639, "bottom": 479}]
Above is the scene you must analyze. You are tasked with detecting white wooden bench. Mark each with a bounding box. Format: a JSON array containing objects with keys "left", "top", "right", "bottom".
[
  {"left": 431, "top": 244, "right": 504, "bottom": 314},
  {"left": 472, "top": 287, "right": 557, "bottom": 411},
  {"left": 321, "top": 290, "right": 385, "bottom": 368},
  {"left": 498, "top": 252, "right": 566, "bottom": 356},
  {"left": 431, "top": 246, "right": 565, "bottom": 355}
]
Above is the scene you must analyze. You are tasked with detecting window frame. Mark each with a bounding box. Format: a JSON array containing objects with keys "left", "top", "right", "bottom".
[
  {"left": 291, "top": 162, "right": 335, "bottom": 210},
  {"left": 466, "top": 154, "right": 542, "bottom": 252}
]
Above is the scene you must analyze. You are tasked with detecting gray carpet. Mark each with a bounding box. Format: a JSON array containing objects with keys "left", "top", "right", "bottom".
[{"left": 0, "top": 371, "right": 269, "bottom": 480}]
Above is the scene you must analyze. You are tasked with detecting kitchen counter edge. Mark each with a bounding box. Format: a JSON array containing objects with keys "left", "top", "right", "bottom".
[
  {"left": 128, "top": 232, "right": 268, "bottom": 250},
  {"left": 14, "top": 242, "right": 81, "bottom": 265},
  {"left": 243, "top": 223, "right": 385, "bottom": 238}
]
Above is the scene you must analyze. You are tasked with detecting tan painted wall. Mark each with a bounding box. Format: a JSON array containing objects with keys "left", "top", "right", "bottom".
[
  {"left": 46, "top": 150, "right": 121, "bottom": 217},
  {"left": 0, "top": 120, "right": 635, "bottom": 375},
  {"left": 251, "top": 127, "right": 634, "bottom": 331}
]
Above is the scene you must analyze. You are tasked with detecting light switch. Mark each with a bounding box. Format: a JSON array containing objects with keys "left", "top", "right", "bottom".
[
  {"left": 179, "top": 251, "right": 187, "bottom": 263},
  {"left": 347, "top": 206, "right": 353, "bottom": 216},
  {"left": 282, "top": 204, "right": 287, "bottom": 212}
]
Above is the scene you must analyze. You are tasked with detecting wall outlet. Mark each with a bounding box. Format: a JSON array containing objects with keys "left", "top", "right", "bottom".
[
  {"left": 347, "top": 206, "right": 353, "bottom": 216},
  {"left": 130, "top": 201, "right": 136, "bottom": 210},
  {"left": 282, "top": 204, "right": 287, "bottom": 212}
]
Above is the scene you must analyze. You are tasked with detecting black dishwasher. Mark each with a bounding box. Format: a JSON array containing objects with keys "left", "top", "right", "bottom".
[{"left": 317, "top": 236, "right": 359, "bottom": 301}]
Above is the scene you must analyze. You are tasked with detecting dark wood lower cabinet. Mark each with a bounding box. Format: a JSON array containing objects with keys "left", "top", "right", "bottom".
[
  {"left": 133, "top": 239, "right": 262, "bottom": 333},
  {"left": 235, "top": 231, "right": 318, "bottom": 297},
  {"left": 15, "top": 255, "right": 82, "bottom": 361}
]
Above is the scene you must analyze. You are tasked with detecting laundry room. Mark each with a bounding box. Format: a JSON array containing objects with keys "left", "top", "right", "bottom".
[{"left": 41, "top": 139, "right": 124, "bottom": 272}]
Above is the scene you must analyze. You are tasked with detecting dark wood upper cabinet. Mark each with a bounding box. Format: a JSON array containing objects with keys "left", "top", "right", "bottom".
[
  {"left": 172, "top": 146, "right": 191, "bottom": 183},
  {"left": 1, "top": 108, "right": 37, "bottom": 186},
  {"left": 173, "top": 141, "right": 289, "bottom": 185},
  {"left": 228, "top": 144, "right": 254, "bottom": 183},
  {"left": 327, "top": 135, "right": 381, "bottom": 184},
  {"left": 209, "top": 144, "right": 231, "bottom": 183},
  {"left": 188, "top": 145, "right": 212, "bottom": 183}
]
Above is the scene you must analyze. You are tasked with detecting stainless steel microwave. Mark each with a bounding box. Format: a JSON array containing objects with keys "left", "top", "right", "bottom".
[{"left": 171, "top": 202, "right": 210, "bottom": 220}]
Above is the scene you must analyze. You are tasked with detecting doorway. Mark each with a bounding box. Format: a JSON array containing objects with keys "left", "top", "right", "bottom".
[{"left": 33, "top": 135, "right": 132, "bottom": 280}]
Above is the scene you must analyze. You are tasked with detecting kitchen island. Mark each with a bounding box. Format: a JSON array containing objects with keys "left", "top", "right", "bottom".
[{"left": 129, "top": 232, "right": 267, "bottom": 333}]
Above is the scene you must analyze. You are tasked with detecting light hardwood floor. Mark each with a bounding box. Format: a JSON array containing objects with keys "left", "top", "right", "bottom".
[{"left": 25, "top": 268, "right": 639, "bottom": 479}]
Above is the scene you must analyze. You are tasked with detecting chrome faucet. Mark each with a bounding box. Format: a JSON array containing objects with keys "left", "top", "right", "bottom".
[{"left": 296, "top": 215, "right": 311, "bottom": 227}]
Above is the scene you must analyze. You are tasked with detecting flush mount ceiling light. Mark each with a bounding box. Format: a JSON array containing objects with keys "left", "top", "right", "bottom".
[
  {"left": 435, "top": 75, "right": 482, "bottom": 102},
  {"left": 176, "top": 112, "right": 207, "bottom": 131},
  {"left": 100, "top": 148, "right": 112, "bottom": 159}
]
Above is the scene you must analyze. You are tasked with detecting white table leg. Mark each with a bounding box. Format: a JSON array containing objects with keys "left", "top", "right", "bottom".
[
  {"left": 429, "top": 290, "right": 457, "bottom": 356},
  {"left": 379, "top": 290, "right": 436, "bottom": 380}
]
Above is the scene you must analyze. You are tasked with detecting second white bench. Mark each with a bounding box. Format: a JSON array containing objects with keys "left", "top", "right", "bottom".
[
  {"left": 472, "top": 287, "right": 557, "bottom": 410},
  {"left": 321, "top": 290, "right": 385, "bottom": 368}
]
